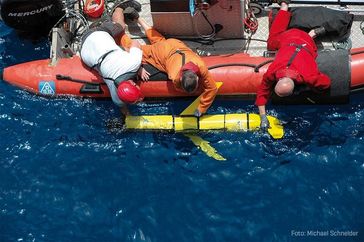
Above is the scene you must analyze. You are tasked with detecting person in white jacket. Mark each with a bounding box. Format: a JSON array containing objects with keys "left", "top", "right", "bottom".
[{"left": 80, "top": 5, "right": 143, "bottom": 116}]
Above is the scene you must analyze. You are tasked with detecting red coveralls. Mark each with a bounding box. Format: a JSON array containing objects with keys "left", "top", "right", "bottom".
[
  {"left": 255, "top": 10, "right": 331, "bottom": 106},
  {"left": 120, "top": 29, "right": 217, "bottom": 114}
]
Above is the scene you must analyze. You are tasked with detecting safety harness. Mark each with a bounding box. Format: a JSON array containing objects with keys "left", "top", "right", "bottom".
[
  {"left": 286, "top": 43, "right": 312, "bottom": 67},
  {"left": 113, "top": 72, "right": 138, "bottom": 86},
  {"left": 91, "top": 49, "right": 118, "bottom": 70},
  {"left": 174, "top": 49, "right": 186, "bottom": 67},
  {"left": 90, "top": 48, "right": 137, "bottom": 87}
]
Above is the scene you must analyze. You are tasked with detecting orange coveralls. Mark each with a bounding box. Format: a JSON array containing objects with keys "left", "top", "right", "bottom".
[{"left": 120, "top": 29, "right": 217, "bottom": 114}]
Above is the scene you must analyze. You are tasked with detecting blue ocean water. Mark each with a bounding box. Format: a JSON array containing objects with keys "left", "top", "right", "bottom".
[{"left": 0, "top": 21, "right": 363, "bottom": 242}]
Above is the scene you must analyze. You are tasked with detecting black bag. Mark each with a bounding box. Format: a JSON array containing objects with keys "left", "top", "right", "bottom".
[{"left": 270, "top": 6, "right": 354, "bottom": 41}]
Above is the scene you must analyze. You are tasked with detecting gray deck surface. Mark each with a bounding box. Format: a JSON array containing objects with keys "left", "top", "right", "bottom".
[{"left": 125, "top": 0, "right": 364, "bottom": 56}]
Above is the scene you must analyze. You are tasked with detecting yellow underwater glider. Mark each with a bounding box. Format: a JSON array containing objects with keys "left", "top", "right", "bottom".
[{"left": 125, "top": 82, "right": 284, "bottom": 160}]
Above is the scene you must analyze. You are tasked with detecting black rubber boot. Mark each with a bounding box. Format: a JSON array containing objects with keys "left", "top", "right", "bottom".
[
  {"left": 313, "top": 26, "right": 326, "bottom": 37},
  {"left": 114, "top": 0, "right": 142, "bottom": 12},
  {"left": 123, "top": 7, "right": 139, "bottom": 21},
  {"left": 277, "top": 0, "right": 290, "bottom": 4}
]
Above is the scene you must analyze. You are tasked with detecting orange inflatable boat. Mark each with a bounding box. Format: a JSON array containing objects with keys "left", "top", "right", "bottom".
[{"left": 2, "top": 47, "right": 364, "bottom": 104}]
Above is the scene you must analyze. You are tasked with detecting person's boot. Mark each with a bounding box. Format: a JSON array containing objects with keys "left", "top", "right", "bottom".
[
  {"left": 277, "top": 0, "right": 290, "bottom": 4},
  {"left": 313, "top": 26, "right": 326, "bottom": 37}
]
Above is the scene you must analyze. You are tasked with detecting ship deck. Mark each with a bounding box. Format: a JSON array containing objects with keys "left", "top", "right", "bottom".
[
  {"left": 50, "top": 0, "right": 364, "bottom": 61},
  {"left": 129, "top": 0, "right": 364, "bottom": 56}
]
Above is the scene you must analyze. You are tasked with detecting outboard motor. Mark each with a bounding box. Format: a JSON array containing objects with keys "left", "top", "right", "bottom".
[{"left": 0, "top": 0, "right": 64, "bottom": 33}]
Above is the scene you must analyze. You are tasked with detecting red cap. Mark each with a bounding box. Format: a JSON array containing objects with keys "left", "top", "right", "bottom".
[
  {"left": 117, "top": 80, "right": 144, "bottom": 104},
  {"left": 180, "top": 61, "right": 200, "bottom": 76},
  {"left": 84, "top": 0, "right": 105, "bottom": 18}
]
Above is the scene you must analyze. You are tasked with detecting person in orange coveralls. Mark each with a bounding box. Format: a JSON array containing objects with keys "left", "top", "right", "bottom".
[
  {"left": 114, "top": 8, "right": 218, "bottom": 117},
  {"left": 255, "top": 0, "right": 331, "bottom": 130}
]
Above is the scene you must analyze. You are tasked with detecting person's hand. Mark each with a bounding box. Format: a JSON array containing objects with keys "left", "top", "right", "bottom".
[
  {"left": 260, "top": 114, "right": 270, "bottom": 131},
  {"left": 194, "top": 109, "right": 202, "bottom": 118},
  {"left": 308, "top": 29, "right": 316, "bottom": 38},
  {"left": 130, "top": 40, "right": 141, "bottom": 49},
  {"left": 138, "top": 67, "right": 150, "bottom": 82}
]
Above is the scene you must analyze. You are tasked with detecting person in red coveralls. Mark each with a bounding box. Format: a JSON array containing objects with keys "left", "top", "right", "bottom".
[{"left": 256, "top": 0, "right": 331, "bottom": 130}]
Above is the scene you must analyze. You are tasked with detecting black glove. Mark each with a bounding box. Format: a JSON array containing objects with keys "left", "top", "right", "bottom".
[
  {"left": 120, "top": 113, "right": 126, "bottom": 125},
  {"left": 260, "top": 114, "right": 270, "bottom": 131},
  {"left": 194, "top": 109, "right": 202, "bottom": 118}
]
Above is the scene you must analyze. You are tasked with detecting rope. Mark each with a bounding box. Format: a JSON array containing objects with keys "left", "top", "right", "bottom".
[
  {"left": 243, "top": 12, "right": 258, "bottom": 33},
  {"left": 208, "top": 60, "right": 273, "bottom": 73},
  {"left": 192, "top": 8, "right": 217, "bottom": 40},
  {"left": 243, "top": 0, "right": 258, "bottom": 34},
  {"left": 56, "top": 74, "right": 106, "bottom": 85}
]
